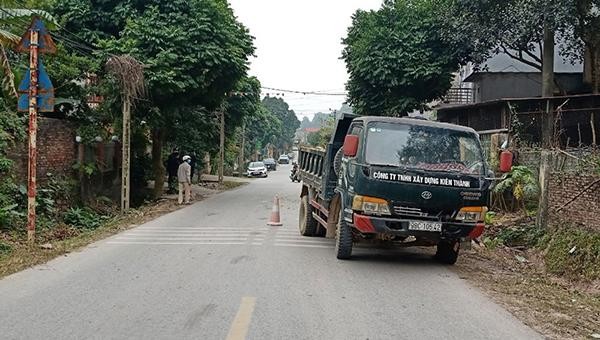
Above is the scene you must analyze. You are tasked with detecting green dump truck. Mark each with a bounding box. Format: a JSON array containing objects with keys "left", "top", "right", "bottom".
[{"left": 297, "top": 114, "right": 492, "bottom": 264}]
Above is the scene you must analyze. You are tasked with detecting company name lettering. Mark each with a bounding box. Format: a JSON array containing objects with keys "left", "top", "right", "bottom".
[{"left": 372, "top": 171, "right": 472, "bottom": 188}]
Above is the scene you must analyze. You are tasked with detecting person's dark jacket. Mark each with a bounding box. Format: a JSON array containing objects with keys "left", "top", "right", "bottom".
[{"left": 166, "top": 153, "right": 180, "bottom": 176}]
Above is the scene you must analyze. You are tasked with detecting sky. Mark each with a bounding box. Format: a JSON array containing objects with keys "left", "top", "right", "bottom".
[{"left": 228, "top": 0, "right": 382, "bottom": 120}]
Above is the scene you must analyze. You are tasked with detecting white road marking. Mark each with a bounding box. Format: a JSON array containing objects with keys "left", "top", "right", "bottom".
[
  {"left": 274, "top": 243, "right": 332, "bottom": 249},
  {"left": 135, "top": 228, "right": 268, "bottom": 231},
  {"left": 115, "top": 237, "right": 249, "bottom": 241},
  {"left": 128, "top": 230, "right": 268, "bottom": 233},
  {"left": 106, "top": 241, "right": 246, "bottom": 245},
  {"left": 274, "top": 235, "right": 333, "bottom": 241},
  {"left": 121, "top": 233, "right": 260, "bottom": 237}
]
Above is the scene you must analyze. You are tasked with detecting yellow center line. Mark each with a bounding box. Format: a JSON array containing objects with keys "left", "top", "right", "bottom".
[{"left": 225, "top": 297, "right": 257, "bottom": 340}]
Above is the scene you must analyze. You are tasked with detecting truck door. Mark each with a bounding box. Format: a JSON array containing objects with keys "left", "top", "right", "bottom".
[{"left": 341, "top": 122, "right": 364, "bottom": 193}]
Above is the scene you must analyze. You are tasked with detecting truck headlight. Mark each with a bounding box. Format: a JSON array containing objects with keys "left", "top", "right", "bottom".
[
  {"left": 352, "top": 195, "right": 391, "bottom": 216},
  {"left": 455, "top": 206, "right": 488, "bottom": 222}
]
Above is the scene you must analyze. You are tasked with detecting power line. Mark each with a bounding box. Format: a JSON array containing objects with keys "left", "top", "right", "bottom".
[
  {"left": 261, "top": 86, "right": 347, "bottom": 96},
  {"left": 2, "top": 0, "right": 118, "bottom": 59}
]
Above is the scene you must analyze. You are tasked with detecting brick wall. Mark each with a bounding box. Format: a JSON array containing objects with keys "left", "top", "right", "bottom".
[
  {"left": 548, "top": 173, "right": 600, "bottom": 231},
  {"left": 8, "top": 117, "right": 77, "bottom": 183}
]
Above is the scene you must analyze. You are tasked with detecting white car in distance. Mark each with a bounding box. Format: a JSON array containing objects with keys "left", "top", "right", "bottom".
[{"left": 247, "top": 161, "right": 268, "bottom": 178}]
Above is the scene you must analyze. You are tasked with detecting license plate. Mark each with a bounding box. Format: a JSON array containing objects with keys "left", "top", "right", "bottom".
[{"left": 408, "top": 221, "right": 442, "bottom": 232}]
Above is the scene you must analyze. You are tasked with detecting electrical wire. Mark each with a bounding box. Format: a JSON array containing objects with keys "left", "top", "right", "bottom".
[
  {"left": 2, "top": 0, "right": 117, "bottom": 59},
  {"left": 261, "top": 86, "right": 347, "bottom": 96}
]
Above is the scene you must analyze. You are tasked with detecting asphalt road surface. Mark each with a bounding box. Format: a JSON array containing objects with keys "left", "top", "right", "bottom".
[{"left": 0, "top": 164, "right": 541, "bottom": 340}]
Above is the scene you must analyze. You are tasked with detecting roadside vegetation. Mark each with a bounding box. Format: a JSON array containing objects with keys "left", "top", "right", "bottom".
[
  {"left": 0, "top": 1, "right": 295, "bottom": 275},
  {"left": 458, "top": 214, "right": 600, "bottom": 339}
]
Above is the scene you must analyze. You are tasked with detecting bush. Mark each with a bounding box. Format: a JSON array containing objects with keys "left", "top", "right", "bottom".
[
  {"left": 64, "top": 207, "right": 108, "bottom": 230},
  {"left": 0, "top": 240, "right": 11, "bottom": 256},
  {"left": 542, "top": 227, "right": 600, "bottom": 281},
  {"left": 483, "top": 224, "right": 546, "bottom": 249}
]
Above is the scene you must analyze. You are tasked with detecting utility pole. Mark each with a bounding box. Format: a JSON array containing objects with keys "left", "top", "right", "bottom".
[
  {"left": 121, "top": 95, "right": 131, "bottom": 212},
  {"left": 106, "top": 55, "right": 144, "bottom": 213},
  {"left": 239, "top": 122, "right": 245, "bottom": 176},
  {"left": 26, "top": 29, "right": 39, "bottom": 243},
  {"left": 537, "top": 18, "right": 555, "bottom": 230},
  {"left": 16, "top": 18, "right": 56, "bottom": 243},
  {"left": 218, "top": 103, "right": 225, "bottom": 186}
]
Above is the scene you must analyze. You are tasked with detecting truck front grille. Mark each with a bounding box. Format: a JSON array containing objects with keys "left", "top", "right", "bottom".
[{"left": 393, "top": 206, "right": 428, "bottom": 217}]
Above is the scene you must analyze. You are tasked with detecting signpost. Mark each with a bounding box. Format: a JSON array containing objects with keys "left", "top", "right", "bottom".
[{"left": 16, "top": 18, "right": 56, "bottom": 243}]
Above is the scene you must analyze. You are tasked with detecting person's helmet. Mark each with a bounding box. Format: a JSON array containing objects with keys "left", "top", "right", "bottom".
[{"left": 182, "top": 155, "right": 191, "bottom": 162}]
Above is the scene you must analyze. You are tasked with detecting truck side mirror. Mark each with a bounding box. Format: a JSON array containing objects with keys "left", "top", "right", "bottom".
[
  {"left": 499, "top": 150, "right": 513, "bottom": 173},
  {"left": 343, "top": 135, "right": 359, "bottom": 157}
]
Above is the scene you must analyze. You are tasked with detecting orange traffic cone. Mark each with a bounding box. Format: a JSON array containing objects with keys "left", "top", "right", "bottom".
[{"left": 267, "top": 195, "right": 283, "bottom": 226}]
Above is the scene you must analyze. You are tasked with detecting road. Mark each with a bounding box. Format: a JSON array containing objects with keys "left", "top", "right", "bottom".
[{"left": 0, "top": 164, "right": 540, "bottom": 340}]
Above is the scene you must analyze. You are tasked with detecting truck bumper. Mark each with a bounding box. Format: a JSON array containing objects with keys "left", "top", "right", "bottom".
[{"left": 351, "top": 213, "right": 484, "bottom": 240}]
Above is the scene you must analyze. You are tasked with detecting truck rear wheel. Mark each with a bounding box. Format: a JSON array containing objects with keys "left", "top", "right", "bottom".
[
  {"left": 299, "top": 195, "right": 317, "bottom": 236},
  {"left": 435, "top": 241, "right": 459, "bottom": 265},
  {"left": 335, "top": 209, "right": 353, "bottom": 259},
  {"left": 333, "top": 148, "right": 343, "bottom": 175}
]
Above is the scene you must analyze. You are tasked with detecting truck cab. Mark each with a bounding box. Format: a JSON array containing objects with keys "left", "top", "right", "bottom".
[{"left": 298, "top": 114, "right": 492, "bottom": 264}]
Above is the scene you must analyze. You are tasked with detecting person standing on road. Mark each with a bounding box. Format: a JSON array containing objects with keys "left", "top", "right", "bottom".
[
  {"left": 178, "top": 155, "right": 192, "bottom": 204},
  {"left": 165, "top": 148, "right": 180, "bottom": 194}
]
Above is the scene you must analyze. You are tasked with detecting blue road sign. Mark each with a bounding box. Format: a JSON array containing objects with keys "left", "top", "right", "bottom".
[
  {"left": 15, "top": 17, "right": 56, "bottom": 54},
  {"left": 18, "top": 59, "right": 55, "bottom": 112}
]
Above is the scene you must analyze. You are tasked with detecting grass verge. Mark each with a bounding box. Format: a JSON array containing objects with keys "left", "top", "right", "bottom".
[{"left": 456, "top": 216, "right": 600, "bottom": 339}]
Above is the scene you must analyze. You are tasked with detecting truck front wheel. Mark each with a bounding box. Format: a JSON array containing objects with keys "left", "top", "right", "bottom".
[
  {"left": 335, "top": 209, "right": 353, "bottom": 259},
  {"left": 435, "top": 241, "right": 459, "bottom": 265},
  {"left": 299, "top": 195, "right": 317, "bottom": 236}
]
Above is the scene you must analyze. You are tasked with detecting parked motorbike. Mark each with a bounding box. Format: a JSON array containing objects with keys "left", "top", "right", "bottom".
[{"left": 290, "top": 169, "right": 300, "bottom": 182}]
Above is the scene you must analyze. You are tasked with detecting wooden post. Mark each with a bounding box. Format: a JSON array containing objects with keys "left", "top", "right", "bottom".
[
  {"left": 26, "top": 29, "right": 39, "bottom": 243},
  {"left": 239, "top": 122, "right": 245, "bottom": 176},
  {"left": 592, "top": 112, "right": 597, "bottom": 146},
  {"left": 121, "top": 96, "right": 131, "bottom": 212},
  {"left": 218, "top": 105, "right": 225, "bottom": 186},
  {"left": 536, "top": 150, "right": 551, "bottom": 229}
]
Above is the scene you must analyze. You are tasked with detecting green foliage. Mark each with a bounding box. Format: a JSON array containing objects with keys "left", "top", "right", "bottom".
[
  {"left": 64, "top": 207, "right": 107, "bottom": 230},
  {"left": 72, "top": 162, "right": 98, "bottom": 177},
  {"left": 261, "top": 96, "right": 300, "bottom": 149},
  {"left": 483, "top": 224, "right": 546, "bottom": 249},
  {"left": 542, "top": 227, "right": 600, "bottom": 281},
  {"left": 243, "top": 105, "right": 283, "bottom": 158},
  {"left": 0, "top": 240, "right": 11, "bottom": 257},
  {"left": 0, "top": 99, "right": 25, "bottom": 174},
  {"left": 306, "top": 116, "right": 335, "bottom": 147},
  {"left": 342, "top": 0, "right": 469, "bottom": 116},
  {"left": 494, "top": 165, "right": 539, "bottom": 204},
  {"left": 103, "top": 0, "right": 254, "bottom": 112},
  {"left": 484, "top": 211, "right": 496, "bottom": 225}
]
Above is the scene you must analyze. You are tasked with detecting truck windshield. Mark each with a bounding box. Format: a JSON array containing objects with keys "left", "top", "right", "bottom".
[{"left": 365, "top": 122, "right": 485, "bottom": 175}]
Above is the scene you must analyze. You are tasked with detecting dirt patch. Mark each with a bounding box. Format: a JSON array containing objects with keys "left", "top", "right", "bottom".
[
  {"left": 0, "top": 181, "right": 246, "bottom": 279},
  {"left": 455, "top": 245, "right": 600, "bottom": 340}
]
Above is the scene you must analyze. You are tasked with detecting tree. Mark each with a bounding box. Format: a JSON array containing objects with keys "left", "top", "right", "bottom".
[
  {"left": 342, "top": 0, "right": 471, "bottom": 116},
  {"left": 101, "top": 0, "right": 254, "bottom": 197},
  {"left": 569, "top": 0, "right": 600, "bottom": 93},
  {"left": 243, "top": 105, "right": 282, "bottom": 160},
  {"left": 261, "top": 96, "right": 300, "bottom": 149}
]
